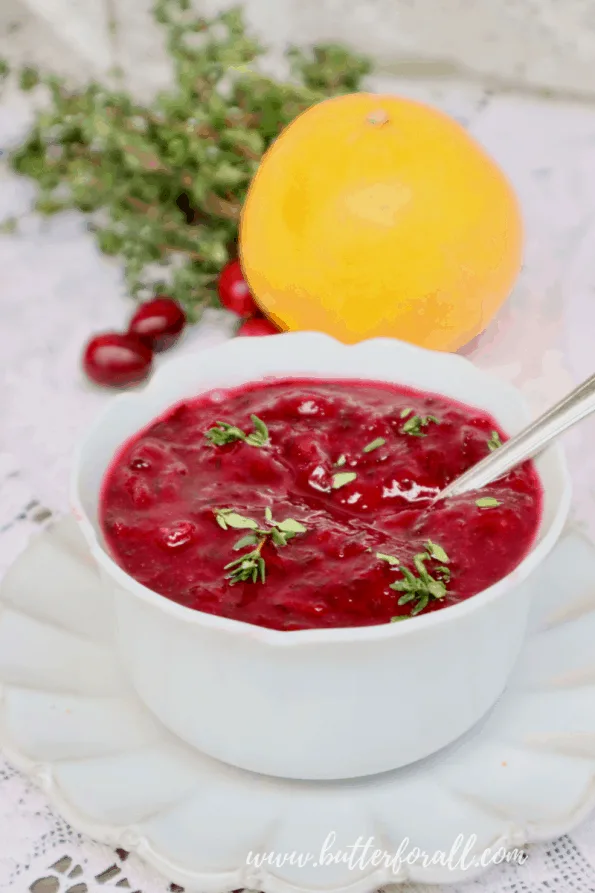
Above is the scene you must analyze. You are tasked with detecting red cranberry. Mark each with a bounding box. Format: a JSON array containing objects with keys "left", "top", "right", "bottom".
[
  {"left": 83, "top": 332, "right": 153, "bottom": 388},
  {"left": 218, "top": 259, "right": 258, "bottom": 318},
  {"left": 156, "top": 520, "right": 198, "bottom": 550},
  {"left": 237, "top": 317, "right": 279, "bottom": 337},
  {"left": 128, "top": 297, "right": 186, "bottom": 352}
]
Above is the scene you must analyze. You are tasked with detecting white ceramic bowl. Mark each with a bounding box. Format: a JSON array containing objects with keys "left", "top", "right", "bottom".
[{"left": 72, "top": 332, "right": 571, "bottom": 780}]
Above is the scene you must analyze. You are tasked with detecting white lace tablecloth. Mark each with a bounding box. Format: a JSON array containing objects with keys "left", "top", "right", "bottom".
[{"left": 3, "top": 76, "right": 595, "bottom": 893}]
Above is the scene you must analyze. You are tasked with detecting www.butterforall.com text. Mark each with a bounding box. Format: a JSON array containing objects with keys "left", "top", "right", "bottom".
[{"left": 246, "top": 832, "right": 528, "bottom": 875}]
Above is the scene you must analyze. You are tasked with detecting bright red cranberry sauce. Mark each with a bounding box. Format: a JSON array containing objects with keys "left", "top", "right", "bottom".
[{"left": 100, "top": 379, "right": 542, "bottom": 631}]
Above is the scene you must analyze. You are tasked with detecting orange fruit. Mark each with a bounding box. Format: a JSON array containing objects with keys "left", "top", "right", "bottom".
[{"left": 239, "top": 92, "right": 523, "bottom": 352}]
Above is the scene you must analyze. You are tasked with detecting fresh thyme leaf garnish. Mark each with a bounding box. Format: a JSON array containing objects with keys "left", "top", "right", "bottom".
[
  {"left": 215, "top": 506, "right": 307, "bottom": 584},
  {"left": 425, "top": 539, "right": 449, "bottom": 564},
  {"left": 435, "top": 565, "right": 451, "bottom": 581},
  {"left": 276, "top": 518, "right": 307, "bottom": 534},
  {"left": 206, "top": 422, "right": 246, "bottom": 446},
  {"left": 225, "top": 544, "right": 267, "bottom": 585},
  {"left": 376, "top": 552, "right": 399, "bottom": 565},
  {"left": 332, "top": 471, "right": 357, "bottom": 489},
  {"left": 408, "top": 595, "right": 427, "bottom": 615},
  {"left": 400, "top": 414, "right": 439, "bottom": 437},
  {"left": 335, "top": 454, "right": 347, "bottom": 467},
  {"left": 270, "top": 528, "right": 288, "bottom": 547},
  {"left": 363, "top": 437, "right": 386, "bottom": 453},
  {"left": 487, "top": 431, "right": 503, "bottom": 452},
  {"left": 233, "top": 533, "right": 260, "bottom": 550},
  {"left": 401, "top": 415, "right": 422, "bottom": 436},
  {"left": 388, "top": 540, "right": 450, "bottom": 617},
  {"left": 476, "top": 496, "right": 501, "bottom": 508},
  {"left": 213, "top": 509, "right": 259, "bottom": 530},
  {"left": 400, "top": 408, "right": 413, "bottom": 418},
  {"left": 206, "top": 414, "right": 269, "bottom": 448},
  {"left": 390, "top": 615, "right": 409, "bottom": 622},
  {"left": 269, "top": 517, "right": 307, "bottom": 546},
  {"left": 246, "top": 415, "right": 269, "bottom": 446}
]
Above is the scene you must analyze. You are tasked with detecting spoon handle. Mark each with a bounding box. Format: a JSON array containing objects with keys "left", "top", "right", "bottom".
[{"left": 438, "top": 372, "right": 595, "bottom": 499}]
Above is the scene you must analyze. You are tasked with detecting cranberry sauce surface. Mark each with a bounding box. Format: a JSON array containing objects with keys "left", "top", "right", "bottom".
[{"left": 100, "top": 378, "right": 543, "bottom": 631}]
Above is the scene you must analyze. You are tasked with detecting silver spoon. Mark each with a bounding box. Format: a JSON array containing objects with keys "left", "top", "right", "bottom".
[{"left": 437, "top": 372, "right": 595, "bottom": 501}]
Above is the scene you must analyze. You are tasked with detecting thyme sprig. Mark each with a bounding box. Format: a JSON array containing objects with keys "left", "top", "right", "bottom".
[
  {"left": 400, "top": 409, "right": 440, "bottom": 437},
  {"left": 487, "top": 431, "right": 503, "bottom": 451},
  {"left": 389, "top": 540, "right": 451, "bottom": 618},
  {"left": 332, "top": 471, "right": 357, "bottom": 489},
  {"left": 214, "top": 506, "right": 307, "bottom": 584},
  {"left": 476, "top": 496, "right": 501, "bottom": 508},
  {"left": 206, "top": 414, "right": 268, "bottom": 447},
  {"left": 224, "top": 540, "right": 267, "bottom": 584},
  {"left": 8, "top": 1, "right": 370, "bottom": 318},
  {"left": 363, "top": 437, "right": 385, "bottom": 453}
]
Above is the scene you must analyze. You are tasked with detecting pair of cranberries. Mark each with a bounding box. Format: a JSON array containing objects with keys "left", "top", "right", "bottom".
[
  {"left": 83, "top": 260, "right": 278, "bottom": 388},
  {"left": 217, "top": 258, "right": 279, "bottom": 337},
  {"left": 83, "top": 297, "right": 186, "bottom": 388}
]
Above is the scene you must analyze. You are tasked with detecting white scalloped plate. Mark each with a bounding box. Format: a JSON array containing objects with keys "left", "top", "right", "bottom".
[{"left": 2, "top": 518, "right": 595, "bottom": 892}]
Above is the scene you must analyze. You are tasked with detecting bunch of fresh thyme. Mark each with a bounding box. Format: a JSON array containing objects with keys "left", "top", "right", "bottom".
[{"left": 5, "top": 0, "right": 370, "bottom": 319}]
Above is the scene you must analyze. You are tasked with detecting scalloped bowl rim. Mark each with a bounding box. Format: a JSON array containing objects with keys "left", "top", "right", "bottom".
[{"left": 71, "top": 331, "right": 572, "bottom": 648}]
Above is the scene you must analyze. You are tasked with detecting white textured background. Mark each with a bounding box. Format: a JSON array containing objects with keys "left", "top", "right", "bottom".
[{"left": 3, "top": 0, "right": 595, "bottom": 99}]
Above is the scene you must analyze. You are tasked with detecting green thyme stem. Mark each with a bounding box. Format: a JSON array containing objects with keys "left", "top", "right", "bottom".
[{"left": 215, "top": 505, "right": 307, "bottom": 584}]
